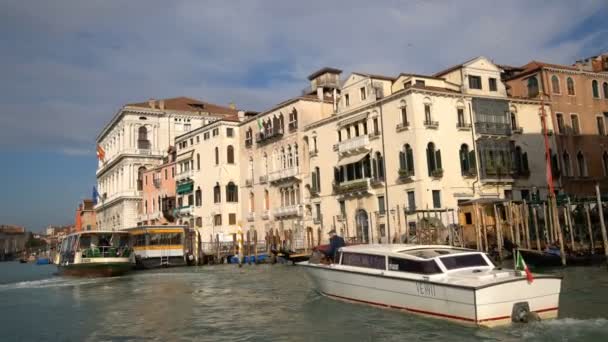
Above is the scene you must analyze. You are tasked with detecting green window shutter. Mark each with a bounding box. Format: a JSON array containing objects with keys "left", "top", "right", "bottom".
[
  {"left": 435, "top": 150, "right": 442, "bottom": 170},
  {"left": 426, "top": 147, "right": 433, "bottom": 176},
  {"left": 406, "top": 148, "right": 415, "bottom": 174},
  {"left": 399, "top": 151, "right": 406, "bottom": 170},
  {"left": 469, "top": 150, "right": 477, "bottom": 171}
]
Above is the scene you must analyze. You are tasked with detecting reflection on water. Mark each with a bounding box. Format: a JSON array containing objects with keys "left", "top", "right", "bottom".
[{"left": 1, "top": 262, "right": 608, "bottom": 341}]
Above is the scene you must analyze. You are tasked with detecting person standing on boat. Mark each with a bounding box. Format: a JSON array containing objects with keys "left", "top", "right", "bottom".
[{"left": 326, "top": 229, "right": 346, "bottom": 262}]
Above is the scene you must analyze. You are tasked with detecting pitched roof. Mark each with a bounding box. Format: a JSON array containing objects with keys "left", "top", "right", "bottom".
[
  {"left": 307, "top": 67, "right": 343, "bottom": 80},
  {"left": 521, "top": 60, "right": 578, "bottom": 72},
  {"left": 433, "top": 56, "right": 482, "bottom": 77},
  {"left": 352, "top": 72, "right": 396, "bottom": 81},
  {"left": 126, "top": 96, "right": 239, "bottom": 116},
  {"left": 397, "top": 72, "right": 445, "bottom": 80}
]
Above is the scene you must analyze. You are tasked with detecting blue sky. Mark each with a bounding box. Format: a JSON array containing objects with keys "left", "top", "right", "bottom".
[{"left": 0, "top": 0, "right": 606, "bottom": 232}]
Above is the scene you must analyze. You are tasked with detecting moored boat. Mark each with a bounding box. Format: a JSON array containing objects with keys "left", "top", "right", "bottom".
[
  {"left": 300, "top": 244, "right": 562, "bottom": 327},
  {"left": 56, "top": 231, "right": 134, "bottom": 277},
  {"left": 126, "top": 226, "right": 193, "bottom": 269}
]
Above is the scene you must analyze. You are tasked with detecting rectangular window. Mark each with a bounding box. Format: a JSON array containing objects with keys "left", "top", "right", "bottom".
[
  {"left": 571, "top": 114, "right": 580, "bottom": 135},
  {"left": 404, "top": 81, "right": 412, "bottom": 88},
  {"left": 214, "top": 214, "right": 222, "bottom": 226},
  {"left": 489, "top": 78, "right": 497, "bottom": 91},
  {"left": 360, "top": 87, "right": 366, "bottom": 100},
  {"left": 344, "top": 94, "right": 350, "bottom": 106},
  {"left": 457, "top": 108, "right": 465, "bottom": 125},
  {"left": 465, "top": 213, "right": 473, "bottom": 225},
  {"left": 469, "top": 75, "right": 482, "bottom": 89},
  {"left": 373, "top": 118, "right": 379, "bottom": 134},
  {"left": 597, "top": 117, "right": 606, "bottom": 135},
  {"left": 424, "top": 104, "right": 431, "bottom": 122},
  {"left": 315, "top": 203, "right": 321, "bottom": 221},
  {"left": 226, "top": 128, "right": 234, "bottom": 137},
  {"left": 212, "top": 128, "right": 219, "bottom": 137},
  {"left": 440, "top": 254, "right": 489, "bottom": 270},
  {"left": 556, "top": 113, "right": 564, "bottom": 134},
  {"left": 341, "top": 253, "right": 385, "bottom": 270},
  {"left": 196, "top": 136, "right": 200, "bottom": 143},
  {"left": 432, "top": 190, "right": 441, "bottom": 208},
  {"left": 377, "top": 196, "right": 385, "bottom": 214},
  {"left": 188, "top": 194, "right": 194, "bottom": 206},
  {"left": 387, "top": 257, "right": 442, "bottom": 274},
  {"left": 339, "top": 200, "right": 346, "bottom": 216},
  {"left": 407, "top": 191, "right": 416, "bottom": 212},
  {"left": 228, "top": 213, "right": 236, "bottom": 225},
  {"left": 184, "top": 124, "right": 191, "bottom": 131},
  {"left": 520, "top": 189, "right": 530, "bottom": 201},
  {"left": 204, "top": 132, "right": 209, "bottom": 140},
  {"left": 415, "top": 80, "right": 426, "bottom": 87},
  {"left": 401, "top": 107, "right": 408, "bottom": 125}
]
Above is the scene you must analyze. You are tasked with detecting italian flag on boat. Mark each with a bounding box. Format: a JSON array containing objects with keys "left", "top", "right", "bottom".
[{"left": 515, "top": 250, "right": 534, "bottom": 283}]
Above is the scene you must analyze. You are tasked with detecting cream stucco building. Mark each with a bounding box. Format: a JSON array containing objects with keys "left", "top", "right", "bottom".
[{"left": 95, "top": 97, "right": 238, "bottom": 230}]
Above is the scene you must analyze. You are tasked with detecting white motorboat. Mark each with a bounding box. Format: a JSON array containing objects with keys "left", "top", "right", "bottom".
[{"left": 300, "top": 244, "right": 561, "bottom": 327}]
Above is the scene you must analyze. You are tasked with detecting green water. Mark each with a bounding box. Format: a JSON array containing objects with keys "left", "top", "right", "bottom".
[{"left": 1, "top": 262, "right": 607, "bottom": 341}]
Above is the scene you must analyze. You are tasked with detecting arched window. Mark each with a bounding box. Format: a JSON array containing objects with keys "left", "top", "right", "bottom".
[
  {"left": 563, "top": 152, "right": 571, "bottom": 177},
  {"left": 577, "top": 151, "right": 587, "bottom": 177},
  {"left": 278, "top": 113, "right": 285, "bottom": 132},
  {"left": 426, "top": 142, "right": 442, "bottom": 176},
  {"left": 603, "top": 151, "right": 608, "bottom": 176},
  {"left": 514, "top": 146, "right": 529, "bottom": 175},
  {"left": 195, "top": 187, "right": 202, "bottom": 206},
  {"left": 604, "top": 82, "right": 608, "bottom": 99},
  {"left": 264, "top": 190, "right": 270, "bottom": 210},
  {"left": 287, "top": 145, "right": 293, "bottom": 168},
  {"left": 551, "top": 75, "right": 560, "bottom": 94},
  {"left": 196, "top": 153, "right": 200, "bottom": 170},
  {"left": 567, "top": 77, "right": 575, "bottom": 95},
  {"left": 510, "top": 112, "right": 518, "bottom": 130},
  {"left": 215, "top": 147, "right": 219, "bottom": 165},
  {"left": 213, "top": 183, "right": 221, "bottom": 203},
  {"left": 249, "top": 192, "right": 254, "bottom": 212},
  {"left": 227, "top": 145, "right": 234, "bottom": 164},
  {"left": 527, "top": 77, "right": 539, "bottom": 98},
  {"left": 138, "top": 126, "right": 150, "bottom": 149},
  {"left": 226, "top": 182, "right": 238, "bottom": 202},
  {"left": 375, "top": 152, "right": 384, "bottom": 180},
  {"left": 459, "top": 144, "right": 470, "bottom": 174},
  {"left": 399, "top": 144, "right": 415, "bottom": 175},
  {"left": 137, "top": 166, "right": 146, "bottom": 191},
  {"left": 592, "top": 80, "right": 600, "bottom": 98},
  {"left": 248, "top": 157, "right": 253, "bottom": 180},
  {"left": 281, "top": 147, "right": 286, "bottom": 169},
  {"left": 294, "top": 144, "right": 299, "bottom": 167}
]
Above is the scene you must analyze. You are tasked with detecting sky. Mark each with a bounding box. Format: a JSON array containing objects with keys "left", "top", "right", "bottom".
[{"left": 0, "top": 0, "right": 606, "bottom": 232}]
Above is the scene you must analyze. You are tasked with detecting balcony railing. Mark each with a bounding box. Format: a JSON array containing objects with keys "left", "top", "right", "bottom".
[
  {"left": 273, "top": 205, "right": 303, "bottom": 218},
  {"left": 247, "top": 212, "right": 255, "bottom": 222},
  {"left": 456, "top": 122, "right": 472, "bottom": 130},
  {"left": 424, "top": 120, "right": 439, "bottom": 128},
  {"left": 262, "top": 210, "right": 270, "bottom": 220},
  {"left": 175, "top": 169, "right": 194, "bottom": 182},
  {"left": 431, "top": 169, "right": 444, "bottom": 178},
  {"left": 288, "top": 121, "right": 298, "bottom": 131},
  {"left": 474, "top": 122, "right": 511, "bottom": 136},
  {"left": 396, "top": 122, "right": 410, "bottom": 132},
  {"left": 462, "top": 169, "right": 477, "bottom": 178},
  {"left": 333, "top": 178, "right": 371, "bottom": 195},
  {"left": 309, "top": 149, "right": 318, "bottom": 157},
  {"left": 245, "top": 179, "right": 253, "bottom": 187},
  {"left": 245, "top": 138, "right": 253, "bottom": 148},
  {"left": 174, "top": 205, "right": 193, "bottom": 217},
  {"left": 259, "top": 175, "right": 268, "bottom": 183},
  {"left": 338, "top": 135, "right": 370, "bottom": 155},
  {"left": 369, "top": 131, "right": 381, "bottom": 140},
  {"left": 268, "top": 167, "right": 299, "bottom": 183},
  {"left": 255, "top": 127, "right": 284, "bottom": 145},
  {"left": 511, "top": 127, "right": 523, "bottom": 134},
  {"left": 336, "top": 214, "right": 346, "bottom": 222},
  {"left": 398, "top": 169, "right": 414, "bottom": 180},
  {"left": 313, "top": 217, "right": 322, "bottom": 224}
]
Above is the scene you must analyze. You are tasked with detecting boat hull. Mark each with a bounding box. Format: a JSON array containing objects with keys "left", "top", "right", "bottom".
[
  {"left": 135, "top": 256, "right": 187, "bottom": 269},
  {"left": 302, "top": 264, "right": 560, "bottom": 327},
  {"left": 58, "top": 259, "right": 133, "bottom": 277}
]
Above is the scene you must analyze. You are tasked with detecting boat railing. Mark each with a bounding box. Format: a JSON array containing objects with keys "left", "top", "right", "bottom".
[{"left": 81, "top": 246, "right": 132, "bottom": 258}]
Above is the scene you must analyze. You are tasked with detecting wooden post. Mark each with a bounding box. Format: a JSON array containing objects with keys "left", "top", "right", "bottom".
[
  {"left": 493, "top": 204, "right": 503, "bottom": 261},
  {"left": 522, "top": 201, "right": 531, "bottom": 250},
  {"left": 512, "top": 203, "right": 521, "bottom": 247},
  {"left": 585, "top": 203, "right": 595, "bottom": 252},
  {"left": 566, "top": 198, "right": 576, "bottom": 252},
  {"left": 542, "top": 202, "right": 550, "bottom": 244},
  {"left": 532, "top": 207, "right": 541, "bottom": 251},
  {"left": 550, "top": 197, "right": 566, "bottom": 265},
  {"left": 473, "top": 204, "right": 481, "bottom": 251},
  {"left": 216, "top": 234, "right": 220, "bottom": 263},
  {"left": 507, "top": 203, "right": 515, "bottom": 244},
  {"left": 317, "top": 227, "right": 321, "bottom": 246},
  {"left": 595, "top": 184, "right": 608, "bottom": 263},
  {"left": 232, "top": 233, "right": 237, "bottom": 256},
  {"left": 253, "top": 230, "right": 258, "bottom": 264},
  {"left": 480, "top": 206, "right": 489, "bottom": 253},
  {"left": 246, "top": 230, "right": 251, "bottom": 265}
]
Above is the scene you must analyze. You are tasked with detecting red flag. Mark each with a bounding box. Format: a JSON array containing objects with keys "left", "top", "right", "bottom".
[
  {"left": 96, "top": 145, "right": 106, "bottom": 162},
  {"left": 516, "top": 250, "right": 534, "bottom": 283}
]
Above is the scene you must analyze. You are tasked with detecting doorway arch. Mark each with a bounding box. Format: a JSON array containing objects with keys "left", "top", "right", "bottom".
[{"left": 355, "top": 209, "right": 370, "bottom": 243}]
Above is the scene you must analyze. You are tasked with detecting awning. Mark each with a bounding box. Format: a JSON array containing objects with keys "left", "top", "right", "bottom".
[
  {"left": 337, "top": 153, "right": 369, "bottom": 166},
  {"left": 176, "top": 181, "right": 194, "bottom": 194},
  {"left": 176, "top": 150, "right": 194, "bottom": 163},
  {"left": 337, "top": 112, "right": 369, "bottom": 127}
]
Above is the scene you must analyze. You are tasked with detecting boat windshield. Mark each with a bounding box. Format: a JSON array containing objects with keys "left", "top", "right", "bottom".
[
  {"left": 79, "top": 233, "right": 131, "bottom": 258},
  {"left": 439, "top": 253, "right": 491, "bottom": 270}
]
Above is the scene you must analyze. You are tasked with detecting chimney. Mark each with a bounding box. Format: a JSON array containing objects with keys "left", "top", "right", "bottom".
[
  {"left": 159, "top": 100, "right": 165, "bottom": 110},
  {"left": 148, "top": 99, "right": 156, "bottom": 109},
  {"left": 317, "top": 87, "right": 323, "bottom": 101},
  {"left": 238, "top": 110, "right": 245, "bottom": 121},
  {"left": 229, "top": 102, "right": 236, "bottom": 110}
]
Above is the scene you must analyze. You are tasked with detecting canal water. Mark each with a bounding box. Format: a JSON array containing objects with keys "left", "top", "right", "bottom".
[{"left": 1, "top": 261, "right": 608, "bottom": 341}]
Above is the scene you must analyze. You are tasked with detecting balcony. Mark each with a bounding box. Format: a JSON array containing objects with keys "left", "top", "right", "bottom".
[
  {"left": 313, "top": 217, "right": 322, "bottom": 225},
  {"left": 268, "top": 167, "right": 299, "bottom": 183},
  {"left": 255, "top": 127, "right": 284, "bottom": 145},
  {"left": 462, "top": 169, "right": 477, "bottom": 178},
  {"left": 245, "top": 178, "right": 253, "bottom": 187},
  {"left": 258, "top": 175, "right": 268, "bottom": 184},
  {"left": 474, "top": 122, "right": 511, "bottom": 136},
  {"left": 176, "top": 181, "right": 194, "bottom": 195},
  {"left": 333, "top": 178, "right": 371, "bottom": 196},
  {"left": 288, "top": 121, "right": 298, "bottom": 132},
  {"left": 174, "top": 205, "right": 193, "bottom": 217},
  {"left": 338, "top": 135, "right": 370, "bottom": 155},
  {"left": 431, "top": 169, "right": 444, "bottom": 178},
  {"left": 424, "top": 120, "right": 439, "bottom": 129},
  {"left": 398, "top": 169, "right": 414, "bottom": 180},
  {"left": 512, "top": 127, "right": 523, "bottom": 134},
  {"left": 175, "top": 169, "right": 194, "bottom": 182},
  {"left": 396, "top": 122, "right": 410, "bottom": 132},
  {"left": 370, "top": 177, "right": 385, "bottom": 187},
  {"left": 309, "top": 149, "right": 318, "bottom": 157},
  {"left": 245, "top": 139, "right": 253, "bottom": 148},
  {"left": 369, "top": 131, "right": 381, "bottom": 140},
  {"left": 273, "top": 205, "right": 303, "bottom": 218},
  {"left": 262, "top": 210, "right": 270, "bottom": 220},
  {"left": 247, "top": 212, "right": 255, "bottom": 222},
  {"left": 456, "top": 122, "right": 472, "bottom": 130}
]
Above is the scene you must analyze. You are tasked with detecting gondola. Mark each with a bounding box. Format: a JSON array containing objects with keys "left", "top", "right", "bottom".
[{"left": 518, "top": 248, "right": 606, "bottom": 267}]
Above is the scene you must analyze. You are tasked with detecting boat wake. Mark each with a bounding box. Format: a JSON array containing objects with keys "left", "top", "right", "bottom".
[{"left": 0, "top": 276, "right": 116, "bottom": 291}]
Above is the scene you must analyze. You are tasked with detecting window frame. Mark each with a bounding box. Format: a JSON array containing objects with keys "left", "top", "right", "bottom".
[{"left": 468, "top": 75, "right": 482, "bottom": 90}]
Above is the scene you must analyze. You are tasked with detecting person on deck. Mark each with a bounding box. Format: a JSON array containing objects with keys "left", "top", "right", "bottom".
[{"left": 326, "top": 229, "right": 346, "bottom": 262}]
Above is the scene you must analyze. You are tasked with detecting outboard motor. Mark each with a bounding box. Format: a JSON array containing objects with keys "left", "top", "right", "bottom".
[{"left": 511, "top": 302, "right": 540, "bottom": 323}]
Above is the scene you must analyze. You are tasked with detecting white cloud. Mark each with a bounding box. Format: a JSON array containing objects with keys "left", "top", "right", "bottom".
[{"left": 0, "top": 0, "right": 605, "bottom": 150}]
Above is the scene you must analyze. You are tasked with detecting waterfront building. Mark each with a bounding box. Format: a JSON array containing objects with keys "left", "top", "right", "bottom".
[
  {"left": 95, "top": 97, "right": 238, "bottom": 230},
  {"left": 173, "top": 117, "right": 243, "bottom": 246},
  {"left": 505, "top": 57, "right": 608, "bottom": 195},
  {"left": 300, "top": 57, "right": 556, "bottom": 243},
  {"left": 75, "top": 199, "right": 97, "bottom": 232},
  {"left": 239, "top": 68, "right": 338, "bottom": 248},
  {"left": 137, "top": 148, "right": 177, "bottom": 226},
  {"left": 0, "top": 225, "right": 27, "bottom": 260}
]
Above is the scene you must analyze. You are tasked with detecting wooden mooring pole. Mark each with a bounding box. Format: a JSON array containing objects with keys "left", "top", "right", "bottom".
[
  {"left": 595, "top": 184, "right": 608, "bottom": 263},
  {"left": 585, "top": 203, "right": 595, "bottom": 252},
  {"left": 493, "top": 204, "right": 503, "bottom": 261},
  {"left": 532, "top": 206, "right": 541, "bottom": 251},
  {"left": 566, "top": 198, "right": 576, "bottom": 252},
  {"left": 253, "top": 230, "right": 258, "bottom": 264}
]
